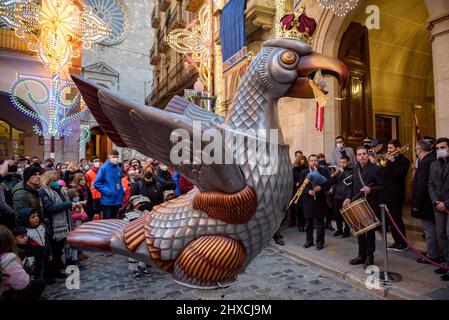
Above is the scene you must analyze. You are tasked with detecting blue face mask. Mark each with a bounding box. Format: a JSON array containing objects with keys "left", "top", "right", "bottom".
[
  {"left": 72, "top": 197, "right": 80, "bottom": 203},
  {"left": 50, "top": 181, "right": 62, "bottom": 190}
]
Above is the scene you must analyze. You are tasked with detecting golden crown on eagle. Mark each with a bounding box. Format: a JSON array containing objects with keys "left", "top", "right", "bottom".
[{"left": 280, "top": 6, "right": 317, "bottom": 44}]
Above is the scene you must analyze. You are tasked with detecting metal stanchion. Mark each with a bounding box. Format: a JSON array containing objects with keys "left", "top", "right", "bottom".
[{"left": 375, "top": 204, "right": 402, "bottom": 284}]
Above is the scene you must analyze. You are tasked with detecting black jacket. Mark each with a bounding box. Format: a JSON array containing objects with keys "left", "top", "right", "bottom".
[
  {"left": 132, "top": 179, "right": 164, "bottom": 211},
  {"left": 331, "top": 167, "right": 353, "bottom": 200},
  {"left": 428, "top": 157, "right": 449, "bottom": 208},
  {"left": 412, "top": 153, "right": 436, "bottom": 220},
  {"left": 345, "top": 162, "right": 384, "bottom": 218},
  {"left": 299, "top": 167, "right": 332, "bottom": 219},
  {"left": 382, "top": 155, "right": 410, "bottom": 204}
]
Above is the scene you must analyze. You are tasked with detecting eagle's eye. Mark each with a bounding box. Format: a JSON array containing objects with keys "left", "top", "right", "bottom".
[{"left": 281, "top": 52, "right": 296, "bottom": 65}]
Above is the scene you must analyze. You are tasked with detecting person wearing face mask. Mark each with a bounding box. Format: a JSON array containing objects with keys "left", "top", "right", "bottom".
[
  {"left": 122, "top": 167, "right": 136, "bottom": 206},
  {"left": 132, "top": 163, "right": 164, "bottom": 211},
  {"left": 428, "top": 137, "right": 449, "bottom": 281},
  {"left": 93, "top": 149, "right": 124, "bottom": 220},
  {"left": 156, "top": 164, "right": 175, "bottom": 191},
  {"left": 86, "top": 156, "right": 102, "bottom": 219},
  {"left": 412, "top": 140, "right": 439, "bottom": 265},
  {"left": 38, "top": 171, "right": 81, "bottom": 281},
  {"left": 330, "top": 136, "right": 356, "bottom": 168}
]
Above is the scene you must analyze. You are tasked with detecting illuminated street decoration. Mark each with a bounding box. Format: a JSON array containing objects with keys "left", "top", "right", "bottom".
[
  {"left": 317, "top": 0, "right": 359, "bottom": 17},
  {"left": 79, "top": 125, "right": 91, "bottom": 144},
  {"left": 165, "top": 5, "right": 210, "bottom": 88},
  {"left": 0, "top": 0, "right": 110, "bottom": 75},
  {"left": 10, "top": 73, "right": 88, "bottom": 137}
]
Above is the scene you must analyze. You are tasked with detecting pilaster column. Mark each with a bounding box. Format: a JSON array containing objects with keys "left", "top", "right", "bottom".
[{"left": 427, "top": 2, "right": 449, "bottom": 137}]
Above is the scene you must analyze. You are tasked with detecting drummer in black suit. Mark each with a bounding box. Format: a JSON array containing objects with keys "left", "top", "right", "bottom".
[
  {"left": 343, "top": 146, "right": 384, "bottom": 269},
  {"left": 300, "top": 154, "right": 332, "bottom": 250}
]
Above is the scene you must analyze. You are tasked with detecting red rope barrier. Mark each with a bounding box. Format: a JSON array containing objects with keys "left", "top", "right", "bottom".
[{"left": 384, "top": 205, "right": 449, "bottom": 270}]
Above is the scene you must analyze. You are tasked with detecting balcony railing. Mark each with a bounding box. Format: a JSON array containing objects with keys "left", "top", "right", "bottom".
[
  {"left": 151, "top": 7, "right": 161, "bottom": 28},
  {"left": 168, "top": 5, "right": 195, "bottom": 31},
  {"left": 149, "top": 60, "right": 198, "bottom": 106},
  {"left": 159, "top": 0, "right": 170, "bottom": 12},
  {"left": 149, "top": 44, "right": 161, "bottom": 65},
  {"left": 158, "top": 26, "right": 170, "bottom": 53}
]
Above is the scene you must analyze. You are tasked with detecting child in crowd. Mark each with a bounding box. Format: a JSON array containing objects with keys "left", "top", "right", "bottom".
[
  {"left": 0, "top": 225, "right": 46, "bottom": 300},
  {"left": 11, "top": 226, "right": 34, "bottom": 275},
  {"left": 66, "top": 188, "right": 88, "bottom": 269},
  {"left": 17, "top": 208, "right": 52, "bottom": 281},
  {"left": 121, "top": 195, "right": 152, "bottom": 279}
]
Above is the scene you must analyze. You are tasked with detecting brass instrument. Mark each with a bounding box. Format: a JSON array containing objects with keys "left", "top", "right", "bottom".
[
  {"left": 343, "top": 174, "right": 353, "bottom": 186},
  {"left": 331, "top": 167, "right": 343, "bottom": 178},
  {"left": 373, "top": 144, "right": 411, "bottom": 167}
]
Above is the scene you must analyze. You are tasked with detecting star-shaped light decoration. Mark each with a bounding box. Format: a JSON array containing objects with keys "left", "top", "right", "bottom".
[
  {"left": 0, "top": 0, "right": 110, "bottom": 75},
  {"left": 165, "top": 5, "right": 210, "bottom": 89}
]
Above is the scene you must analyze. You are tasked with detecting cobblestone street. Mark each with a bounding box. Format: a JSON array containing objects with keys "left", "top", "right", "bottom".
[{"left": 43, "top": 247, "right": 380, "bottom": 300}]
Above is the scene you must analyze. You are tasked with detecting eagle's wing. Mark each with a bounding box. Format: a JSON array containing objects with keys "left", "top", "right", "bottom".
[{"left": 72, "top": 75, "right": 245, "bottom": 194}]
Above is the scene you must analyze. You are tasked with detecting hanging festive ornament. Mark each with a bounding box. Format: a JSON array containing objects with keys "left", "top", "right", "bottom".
[
  {"left": 317, "top": 0, "right": 359, "bottom": 17},
  {"left": 0, "top": 0, "right": 110, "bottom": 75},
  {"left": 10, "top": 73, "right": 88, "bottom": 137}
]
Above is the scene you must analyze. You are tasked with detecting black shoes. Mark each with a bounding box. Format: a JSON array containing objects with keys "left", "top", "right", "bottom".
[
  {"left": 303, "top": 241, "right": 314, "bottom": 248},
  {"left": 349, "top": 256, "right": 366, "bottom": 265},
  {"left": 298, "top": 226, "right": 305, "bottom": 232},
  {"left": 333, "top": 230, "right": 343, "bottom": 237},
  {"left": 435, "top": 267, "right": 448, "bottom": 274},
  {"left": 387, "top": 242, "right": 400, "bottom": 251},
  {"left": 363, "top": 256, "right": 374, "bottom": 269},
  {"left": 342, "top": 231, "right": 351, "bottom": 238},
  {"left": 441, "top": 273, "right": 449, "bottom": 281},
  {"left": 316, "top": 244, "right": 324, "bottom": 250},
  {"left": 416, "top": 257, "right": 439, "bottom": 264},
  {"left": 326, "top": 224, "right": 335, "bottom": 231},
  {"left": 274, "top": 237, "right": 285, "bottom": 246}
]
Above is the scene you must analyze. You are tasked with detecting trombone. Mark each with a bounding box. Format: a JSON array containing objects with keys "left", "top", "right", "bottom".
[{"left": 373, "top": 144, "right": 411, "bottom": 167}]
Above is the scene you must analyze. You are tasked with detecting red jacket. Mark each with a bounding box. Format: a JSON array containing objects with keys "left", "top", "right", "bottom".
[{"left": 85, "top": 168, "right": 101, "bottom": 200}]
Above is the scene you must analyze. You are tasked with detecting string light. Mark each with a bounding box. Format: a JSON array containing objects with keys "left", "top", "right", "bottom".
[
  {"left": 79, "top": 125, "right": 91, "bottom": 144},
  {"left": 165, "top": 5, "right": 211, "bottom": 89},
  {"left": 317, "top": 0, "right": 359, "bottom": 17},
  {"left": 1, "top": 0, "right": 110, "bottom": 75},
  {"left": 10, "top": 73, "right": 88, "bottom": 138}
]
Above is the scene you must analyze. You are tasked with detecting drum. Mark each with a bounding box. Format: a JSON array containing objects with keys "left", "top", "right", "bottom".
[{"left": 340, "top": 198, "right": 381, "bottom": 236}]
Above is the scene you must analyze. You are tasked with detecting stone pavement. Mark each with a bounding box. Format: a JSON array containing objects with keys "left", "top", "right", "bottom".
[
  {"left": 43, "top": 247, "right": 379, "bottom": 300},
  {"left": 271, "top": 226, "right": 449, "bottom": 300}
]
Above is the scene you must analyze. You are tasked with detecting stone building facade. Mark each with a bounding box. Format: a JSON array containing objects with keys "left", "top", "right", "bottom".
[{"left": 80, "top": 0, "right": 154, "bottom": 162}]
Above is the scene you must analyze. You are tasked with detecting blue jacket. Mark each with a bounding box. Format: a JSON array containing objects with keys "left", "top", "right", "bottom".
[
  {"left": 94, "top": 160, "right": 125, "bottom": 205},
  {"left": 173, "top": 171, "right": 181, "bottom": 196}
]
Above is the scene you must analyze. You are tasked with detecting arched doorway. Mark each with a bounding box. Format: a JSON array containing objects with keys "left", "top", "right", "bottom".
[
  {"left": 85, "top": 126, "right": 112, "bottom": 162},
  {"left": 318, "top": 0, "right": 435, "bottom": 149}
]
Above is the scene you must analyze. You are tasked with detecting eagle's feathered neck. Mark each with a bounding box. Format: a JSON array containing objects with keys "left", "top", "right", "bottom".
[{"left": 224, "top": 47, "right": 284, "bottom": 137}]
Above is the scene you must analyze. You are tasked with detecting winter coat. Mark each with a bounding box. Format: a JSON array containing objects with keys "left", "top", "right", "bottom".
[
  {"left": 331, "top": 167, "right": 353, "bottom": 200},
  {"left": 94, "top": 160, "right": 125, "bottom": 206},
  {"left": 12, "top": 182, "right": 44, "bottom": 224},
  {"left": 85, "top": 168, "right": 101, "bottom": 200},
  {"left": 38, "top": 186, "right": 72, "bottom": 240},
  {"left": 345, "top": 162, "right": 384, "bottom": 218},
  {"left": 299, "top": 167, "right": 332, "bottom": 219},
  {"left": 157, "top": 170, "right": 176, "bottom": 191},
  {"left": 330, "top": 147, "right": 356, "bottom": 167},
  {"left": 132, "top": 179, "right": 164, "bottom": 211},
  {"left": 412, "top": 152, "right": 436, "bottom": 220},
  {"left": 382, "top": 155, "right": 410, "bottom": 204},
  {"left": 0, "top": 186, "right": 14, "bottom": 227},
  {"left": 428, "top": 157, "right": 449, "bottom": 209},
  {"left": 0, "top": 253, "right": 30, "bottom": 294}
]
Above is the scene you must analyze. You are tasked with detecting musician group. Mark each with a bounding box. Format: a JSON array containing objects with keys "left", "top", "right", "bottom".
[{"left": 289, "top": 135, "right": 449, "bottom": 282}]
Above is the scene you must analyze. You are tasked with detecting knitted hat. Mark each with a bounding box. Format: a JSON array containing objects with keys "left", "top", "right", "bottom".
[{"left": 22, "top": 166, "right": 42, "bottom": 183}]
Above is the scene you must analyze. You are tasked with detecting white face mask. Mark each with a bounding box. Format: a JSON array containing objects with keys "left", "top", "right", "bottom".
[
  {"left": 84, "top": 164, "right": 90, "bottom": 170},
  {"left": 160, "top": 165, "right": 168, "bottom": 171},
  {"left": 337, "top": 143, "right": 344, "bottom": 149},
  {"left": 109, "top": 157, "right": 118, "bottom": 165},
  {"left": 93, "top": 162, "right": 100, "bottom": 168},
  {"left": 437, "top": 149, "right": 448, "bottom": 159},
  {"left": 17, "top": 168, "right": 23, "bottom": 174}
]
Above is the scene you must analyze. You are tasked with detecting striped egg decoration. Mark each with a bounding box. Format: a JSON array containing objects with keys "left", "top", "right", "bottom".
[{"left": 173, "top": 235, "right": 247, "bottom": 288}]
